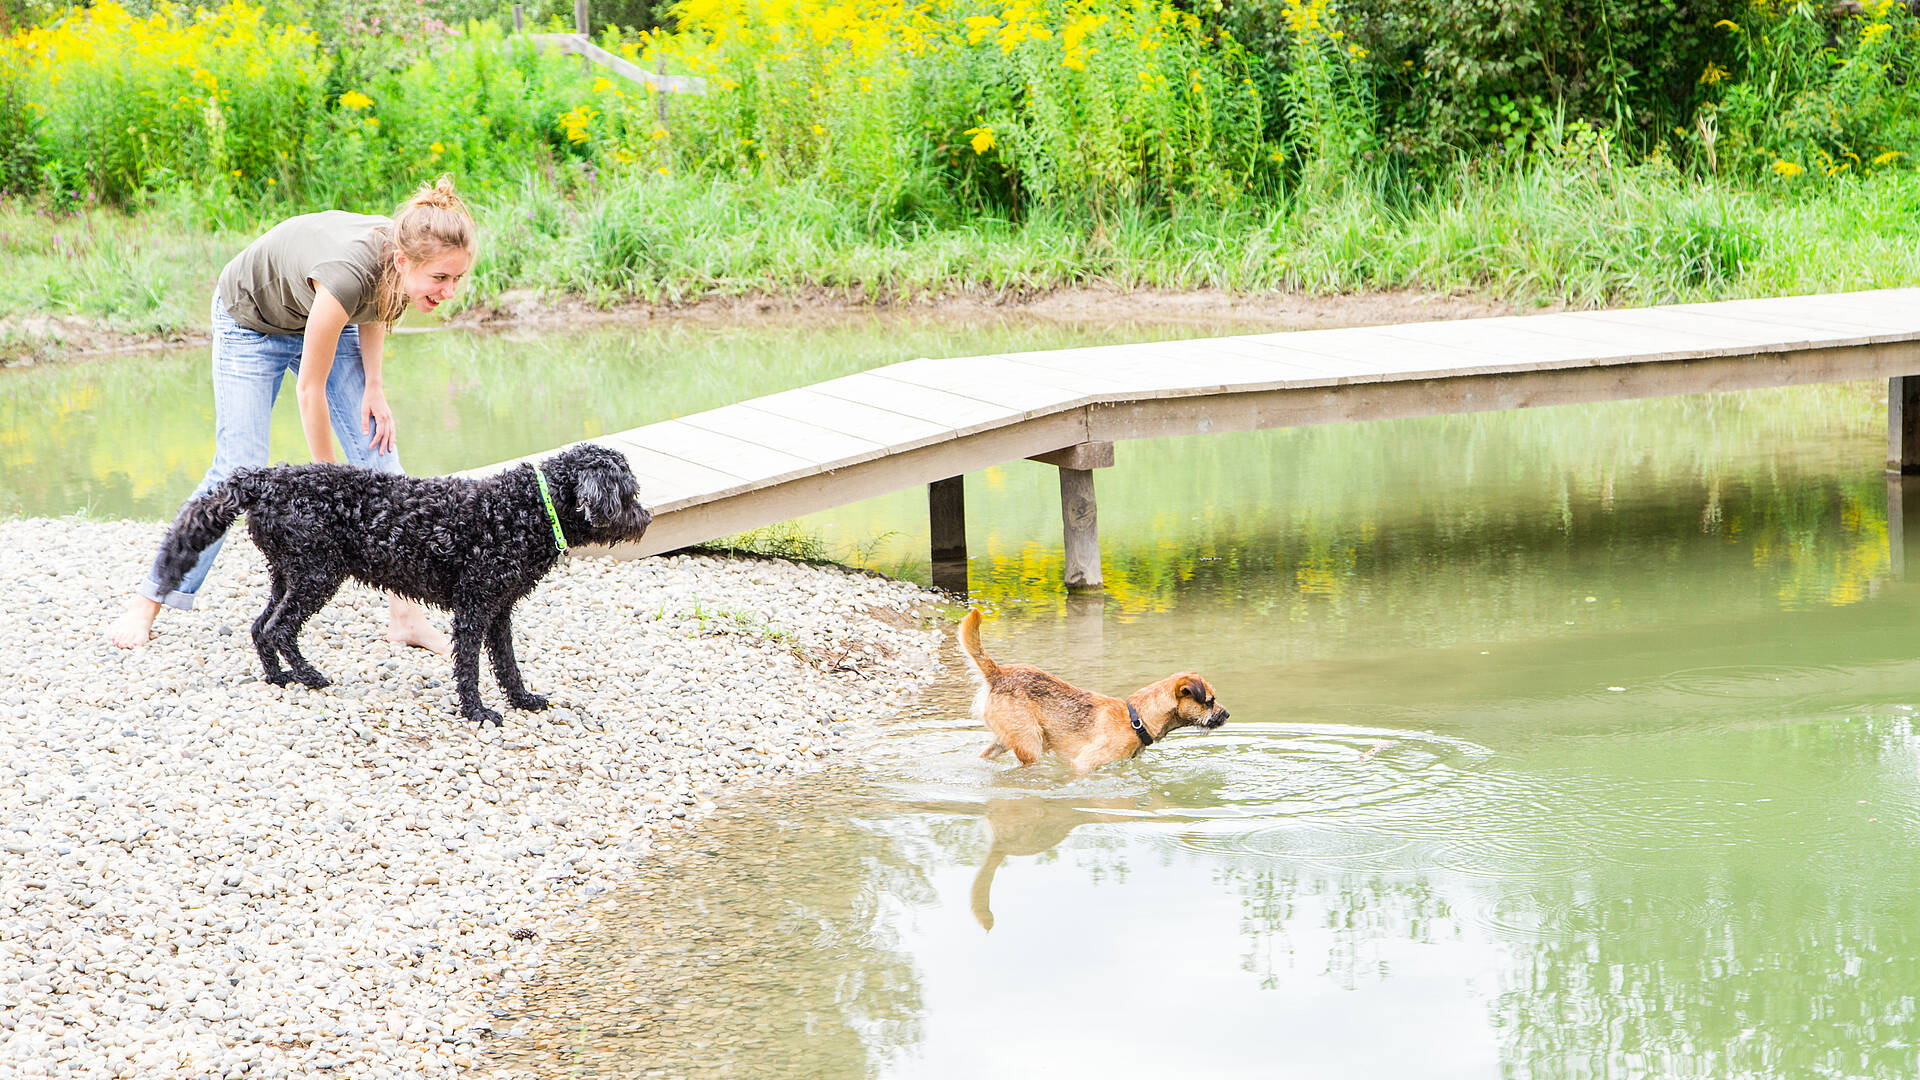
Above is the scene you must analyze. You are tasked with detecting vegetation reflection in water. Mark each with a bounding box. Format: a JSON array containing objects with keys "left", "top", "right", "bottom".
[
  {"left": 8, "top": 322, "right": 1920, "bottom": 1077},
  {"left": 489, "top": 377, "right": 1910, "bottom": 1075}
]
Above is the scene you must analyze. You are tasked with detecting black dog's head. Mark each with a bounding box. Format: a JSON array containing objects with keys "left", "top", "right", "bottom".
[{"left": 539, "top": 444, "right": 652, "bottom": 546}]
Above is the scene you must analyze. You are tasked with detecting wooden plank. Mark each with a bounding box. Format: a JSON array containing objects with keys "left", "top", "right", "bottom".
[
  {"left": 1526, "top": 308, "right": 1810, "bottom": 354},
  {"left": 1087, "top": 341, "right": 1920, "bottom": 443},
  {"left": 1010, "top": 341, "right": 1333, "bottom": 395},
  {"left": 1229, "top": 329, "right": 1532, "bottom": 379},
  {"left": 622, "top": 419, "right": 818, "bottom": 482},
  {"left": 1699, "top": 296, "right": 1920, "bottom": 336},
  {"left": 741, "top": 386, "right": 952, "bottom": 447},
  {"left": 591, "top": 433, "right": 746, "bottom": 506},
  {"left": 1606, "top": 304, "right": 1904, "bottom": 348},
  {"left": 1363, "top": 316, "right": 1733, "bottom": 368},
  {"left": 812, "top": 370, "right": 1025, "bottom": 430},
  {"left": 676, "top": 402, "right": 886, "bottom": 464},
  {"left": 524, "top": 33, "right": 705, "bottom": 93},
  {"left": 873, "top": 354, "right": 1111, "bottom": 412},
  {"left": 1556, "top": 307, "right": 1854, "bottom": 352}
]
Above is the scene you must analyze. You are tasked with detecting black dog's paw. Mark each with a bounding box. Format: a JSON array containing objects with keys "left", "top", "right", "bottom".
[
  {"left": 263, "top": 671, "right": 294, "bottom": 687},
  {"left": 508, "top": 692, "right": 549, "bottom": 712},
  {"left": 466, "top": 707, "right": 505, "bottom": 728},
  {"left": 291, "top": 670, "right": 332, "bottom": 690}
]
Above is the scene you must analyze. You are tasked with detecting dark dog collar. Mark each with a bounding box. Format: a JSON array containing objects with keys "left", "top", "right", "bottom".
[
  {"left": 1126, "top": 702, "right": 1152, "bottom": 747},
  {"left": 533, "top": 466, "right": 568, "bottom": 554}
]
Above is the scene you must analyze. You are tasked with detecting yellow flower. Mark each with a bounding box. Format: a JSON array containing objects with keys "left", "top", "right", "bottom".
[
  {"left": 430, "top": 141, "right": 445, "bottom": 154},
  {"left": 1771, "top": 159, "right": 1803, "bottom": 177},
  {"left": 811, "top": 124, "right": 825, "bottom": 135},
  {"left": 1873, "top": 150, "right": 1905, "bottom": 166},
  {"left": 965, "top": 125, "right": 994, "bottom": 154},
  {"left": 1700, "top": 62, "right": 1729, "bottom": 84},
  {"left": 267, "top": 177, "right": 276, "bottom": 185},
  {"left": 339, "top": 90, "right": 374, "bottom": 109},
  {"left": 1714, "top": 18, "right": 1741, "bottom": 30},
  {"left": 592, "top": 77, "right": 613, "bottom": 93}
]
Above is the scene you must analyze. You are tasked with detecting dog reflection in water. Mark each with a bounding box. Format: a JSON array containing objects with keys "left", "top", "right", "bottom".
[{"left": 968, "top": 795, "right": 1148, "bottom": 931}]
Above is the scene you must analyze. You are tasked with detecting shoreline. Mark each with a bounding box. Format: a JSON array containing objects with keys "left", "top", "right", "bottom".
[
  {"left": 0, "top": 284, "right": 1539, "bottom": 368},
  {"left": 0, "top": 518, "right": 945, "bottom": 1078}
]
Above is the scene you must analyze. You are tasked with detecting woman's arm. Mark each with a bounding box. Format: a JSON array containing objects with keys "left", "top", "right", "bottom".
[
  {"left": 357, "top": 319, "right": 395, "bottom": 455},
  {"left": 295, "top": 286, "right": 351, "bottom": 463}
]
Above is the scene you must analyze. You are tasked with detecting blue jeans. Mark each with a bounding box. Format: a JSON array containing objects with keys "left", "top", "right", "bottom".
[{"left": 138, "top": 294, "right": 403, "bottom": 610}]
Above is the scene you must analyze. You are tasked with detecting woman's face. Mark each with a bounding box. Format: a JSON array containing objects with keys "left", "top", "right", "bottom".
[{"left": 396, "top": 247, "right": 475, "bottom": 314}]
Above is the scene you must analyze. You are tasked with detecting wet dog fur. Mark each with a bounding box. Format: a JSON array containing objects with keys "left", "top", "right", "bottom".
[
  {"left": 957, "top": 608, "right": 1228, "bottom": 775},
  {"left": 152, "top": 443, "right": 652, "bottom": 727}
]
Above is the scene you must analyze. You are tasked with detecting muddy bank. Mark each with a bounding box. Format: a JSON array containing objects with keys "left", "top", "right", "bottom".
[{"left": 2, "top": 285, "right": 1546, "bottom": 368}]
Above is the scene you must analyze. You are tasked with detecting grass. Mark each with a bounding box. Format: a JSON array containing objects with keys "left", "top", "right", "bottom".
[{"left": 6, "top": 161, "right": 1920, "bottom": 365}]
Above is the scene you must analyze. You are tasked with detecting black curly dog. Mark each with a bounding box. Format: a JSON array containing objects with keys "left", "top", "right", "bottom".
[{"left": 153, "top": 444, "right": 652, "bottom": 726}]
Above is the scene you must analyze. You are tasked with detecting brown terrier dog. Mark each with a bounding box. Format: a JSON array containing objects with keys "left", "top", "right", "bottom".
[{"left": 958, "top": 609, "right": 1229, "bottom": 775}]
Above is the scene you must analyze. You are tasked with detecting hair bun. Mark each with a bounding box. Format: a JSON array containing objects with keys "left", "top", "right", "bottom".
[{"left": 406, "top": 174, "right": 468, "bottom": 217}]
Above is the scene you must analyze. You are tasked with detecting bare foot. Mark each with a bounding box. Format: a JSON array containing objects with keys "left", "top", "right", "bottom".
[
  {"left": 109, "top": 596, "right": 163, "bottom": 649},
  {"left": 386, "top": 601, "right": 452, "bottom": 656}
]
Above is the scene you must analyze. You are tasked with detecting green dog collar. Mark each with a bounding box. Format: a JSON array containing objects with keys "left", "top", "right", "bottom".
[{"left": 533, "top": 465, "right": 568, "bottom": 554}]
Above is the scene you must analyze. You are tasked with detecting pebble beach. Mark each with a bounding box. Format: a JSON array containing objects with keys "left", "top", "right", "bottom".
[{"left": 0, "top": 518, "right": 945, "bottom": 1078}]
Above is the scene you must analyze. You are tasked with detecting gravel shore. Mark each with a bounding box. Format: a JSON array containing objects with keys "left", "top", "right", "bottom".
[{"left": 0, "top": 518, "right": 943, "bottom": 1079}]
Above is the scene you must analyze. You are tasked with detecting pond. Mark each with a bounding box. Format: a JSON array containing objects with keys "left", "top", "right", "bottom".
[{"left": 8, "top": 317, "right": 1920, "bottom": 1078}]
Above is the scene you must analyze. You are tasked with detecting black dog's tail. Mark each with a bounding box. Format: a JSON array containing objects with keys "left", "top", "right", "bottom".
[{"left": 153, "top": 471, "right": 262, "bottom": 595}]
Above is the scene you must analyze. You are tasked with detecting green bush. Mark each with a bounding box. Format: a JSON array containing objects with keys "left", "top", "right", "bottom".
[{"left": 1710, "top": 0, "right": 1920, "bottom": 179}]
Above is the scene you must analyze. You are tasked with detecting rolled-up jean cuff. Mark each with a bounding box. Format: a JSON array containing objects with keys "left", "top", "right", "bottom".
[{"left": 136, "top": 578, "right": 200, "bottom": 612}]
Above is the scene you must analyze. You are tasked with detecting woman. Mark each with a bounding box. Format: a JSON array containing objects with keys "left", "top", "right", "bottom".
[{"left": 108, "top": 176, "right": 478, "bottom": 653}]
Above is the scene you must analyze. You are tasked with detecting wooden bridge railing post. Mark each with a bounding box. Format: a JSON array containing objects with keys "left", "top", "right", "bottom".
[
  {"left": 1890, "top": 375, "right": 1920, "bottom": 474},
  {"left": 929, "top": 476, "right": 968, "bottom": 594},
  {"left": 511, "top": 3, "right": 524, "bottom": 32}
]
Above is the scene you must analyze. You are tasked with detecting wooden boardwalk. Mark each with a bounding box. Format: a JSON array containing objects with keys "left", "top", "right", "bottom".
[{"left": 465, "top": 289, "right": 1920, "bottom": 590}]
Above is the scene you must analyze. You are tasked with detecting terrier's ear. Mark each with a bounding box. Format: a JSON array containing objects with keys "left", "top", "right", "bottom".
[
  {"left": 1183, "top": 676, "right": 1210, "bottom": 704},
  {"left": 575, "top": 465, "right": 627, "bottom": 526}
]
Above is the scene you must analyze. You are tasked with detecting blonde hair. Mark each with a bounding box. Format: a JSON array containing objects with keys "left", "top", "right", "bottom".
[{"left": 374, "top": 175, "right": 476, "bottom": 326}]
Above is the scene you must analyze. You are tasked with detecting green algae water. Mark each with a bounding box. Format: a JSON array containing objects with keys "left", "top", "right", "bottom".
[{"left": 6, "top": 318, "right": 1920, "bottom": 1078}]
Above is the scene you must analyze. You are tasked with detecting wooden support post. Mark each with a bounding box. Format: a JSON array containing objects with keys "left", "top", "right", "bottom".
[
  {"left": 1029, "top": 442, "right": 1113, "bottom": 591},
  {"left": 573, "top": 0, "right": 591, "bottom": 72},
  {"left": 1891, "top": 375, "right": 1920, "bottom": 474},
  {"left": 929, "top": 476, "right": 968, "bottom": 594},
  {"left": 1057, "top": 467, "right": 1102, "bottom": 590},
  {"left": 511, "top": 3, "right": 524, "bottom": 32}
]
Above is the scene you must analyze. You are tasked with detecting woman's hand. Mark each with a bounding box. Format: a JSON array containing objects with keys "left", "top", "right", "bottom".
[{"left": 361, "top": 386, "right": 396, "bottom": 455}]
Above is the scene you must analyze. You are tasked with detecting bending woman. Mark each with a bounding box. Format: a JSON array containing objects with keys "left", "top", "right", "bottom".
[{"left": 108, "top": 177, "right": 477, "bottom": 652}]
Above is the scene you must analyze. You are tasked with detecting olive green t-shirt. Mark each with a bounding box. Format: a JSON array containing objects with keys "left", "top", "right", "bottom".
[{"left": 216, "top": 211, "right": 392, "bottom": 334}]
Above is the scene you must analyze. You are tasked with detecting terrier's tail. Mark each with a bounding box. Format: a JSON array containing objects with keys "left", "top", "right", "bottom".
[
  {"left": 153, "top": 471, "right": 258, "bottom": 596},
  {"left": 957, "top": 608, "right": 1000, "bottom": 684}
]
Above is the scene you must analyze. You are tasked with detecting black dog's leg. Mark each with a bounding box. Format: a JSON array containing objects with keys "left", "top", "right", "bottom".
[
  {"left": 264, "top": 571, "right": 344, "bottom": 690},
  {"left": 452, "top": 605, "right": 502, "bottom": 727},
  {"left": 252, "top": 567, "right": 288, "bottom": 684},
  {"left": 485, "top": 610, "right": 548, "bottom": 712}
]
